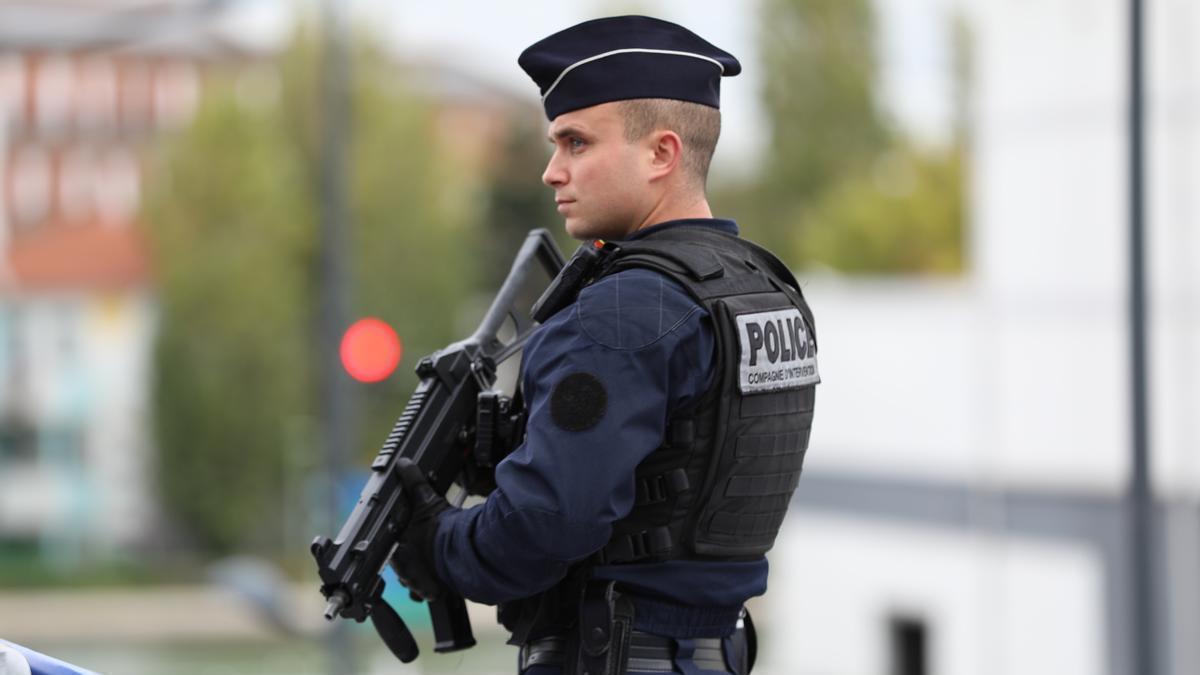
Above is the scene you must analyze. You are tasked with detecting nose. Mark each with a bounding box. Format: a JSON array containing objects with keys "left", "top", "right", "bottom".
[{"left": 542, "top": 149, "right": 567, "bottom": 188}]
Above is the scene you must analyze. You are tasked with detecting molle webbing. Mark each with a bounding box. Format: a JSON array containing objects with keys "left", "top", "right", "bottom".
[{"left": 597, "top": 227, "right": 818, "bottom": 564}]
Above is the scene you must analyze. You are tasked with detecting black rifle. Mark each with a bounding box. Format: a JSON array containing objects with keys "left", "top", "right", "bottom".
[{"left": 310, "top": 229, "right": 565, "bottom": 662}]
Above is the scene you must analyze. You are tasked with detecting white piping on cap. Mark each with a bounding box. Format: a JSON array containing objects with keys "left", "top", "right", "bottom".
[{"left": 541, "top": 48, "right": 725, "bottom": 103}]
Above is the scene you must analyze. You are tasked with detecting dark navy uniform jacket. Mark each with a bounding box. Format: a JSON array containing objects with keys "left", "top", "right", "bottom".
[{"left": 433, "top": 218, "right": 768, "bottom": 637}]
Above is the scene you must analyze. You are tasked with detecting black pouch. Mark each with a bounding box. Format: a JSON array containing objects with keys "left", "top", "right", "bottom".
[{"left": 565, "top": 580, "right": 634, "bottom": 675}]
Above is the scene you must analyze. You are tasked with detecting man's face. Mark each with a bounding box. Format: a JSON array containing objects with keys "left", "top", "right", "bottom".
[{"left": 543, "top": 102, "right": 651, "bottom": 241}]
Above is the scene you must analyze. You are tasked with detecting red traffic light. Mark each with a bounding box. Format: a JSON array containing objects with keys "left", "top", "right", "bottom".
[{"left": 340, "top": 317, "right": 402, "bottom": 383}]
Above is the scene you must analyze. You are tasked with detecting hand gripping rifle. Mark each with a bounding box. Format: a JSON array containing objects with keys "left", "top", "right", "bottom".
[{"left": 310, "top": 229, "right": 565, "bottom": 663}]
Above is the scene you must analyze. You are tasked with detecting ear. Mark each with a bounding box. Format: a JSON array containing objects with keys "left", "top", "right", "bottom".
[{"left": 645, "top": 130, "right": 683, "bottom": 182}]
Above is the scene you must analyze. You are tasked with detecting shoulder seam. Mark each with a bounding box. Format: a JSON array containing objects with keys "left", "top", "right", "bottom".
[
  {"left": 576, "top": 303, "right": 705, "bottom": 352},
  {"left": 575, "top": 267, "right": 706, "bottom": 351}
]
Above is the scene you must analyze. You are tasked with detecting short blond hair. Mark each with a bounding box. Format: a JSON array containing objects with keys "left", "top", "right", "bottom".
[{"left": 615, "top": 99, "right": 721, "bottom": 188}]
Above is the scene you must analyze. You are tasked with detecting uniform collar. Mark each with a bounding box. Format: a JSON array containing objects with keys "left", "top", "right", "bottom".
[{"left": 623, "top": 218, "right": 739, "bottom": 241}]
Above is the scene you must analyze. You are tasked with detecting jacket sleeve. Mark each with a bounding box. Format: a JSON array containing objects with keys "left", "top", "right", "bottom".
[{"left": 431, "top": 269, "right": 715, "bottom": 604}]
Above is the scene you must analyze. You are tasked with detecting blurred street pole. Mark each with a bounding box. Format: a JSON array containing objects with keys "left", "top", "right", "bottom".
[
  {"left": 1127, "top": 2, "right": 1156, "bottom": 675},
  {"left": 319, "top": 0, "right": 357, "bottom": 672}
]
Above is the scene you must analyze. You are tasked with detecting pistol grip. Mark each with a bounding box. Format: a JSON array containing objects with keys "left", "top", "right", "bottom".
[{"left": 371, "top": 598, "right": 419, "bottom": 663}]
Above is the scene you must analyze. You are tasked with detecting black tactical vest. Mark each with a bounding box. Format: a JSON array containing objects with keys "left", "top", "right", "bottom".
[
  {"left": 501, "top": 225, "right": 818, "bottom": 643},
  {"left": 593, "top": 226, "right": 818, "bottom": 564}
]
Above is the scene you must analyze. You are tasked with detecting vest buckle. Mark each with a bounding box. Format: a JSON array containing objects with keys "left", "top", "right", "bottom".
[{"left": 636, "top": 468, "right": 691, "bottom": 506}]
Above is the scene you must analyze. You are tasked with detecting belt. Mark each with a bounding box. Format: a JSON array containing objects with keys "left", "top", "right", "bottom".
[{"left": 519, "top": 631, "right": 730, "bottom": 673}]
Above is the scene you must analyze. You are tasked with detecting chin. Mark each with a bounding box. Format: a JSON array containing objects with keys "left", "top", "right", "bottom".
[
  {"left": 564, "top": 218, "right": 599, "bottom": 241},
  {"left": 565, "top": 217, "right": 627, "bottom": 242}
]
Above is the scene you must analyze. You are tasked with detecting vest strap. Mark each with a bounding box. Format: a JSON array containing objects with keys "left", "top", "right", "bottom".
[
  {"left": 635, "top": 468, "right": 691, "bottom": 506},
  {"left": 614, "top": 242, "right": 725, "bottom": 281},
  {"left": 667, "top": 418, "right": 696, "bottom": 447},
  {"left": 598, "top": 526, "right": 674, "bottom": 564}
]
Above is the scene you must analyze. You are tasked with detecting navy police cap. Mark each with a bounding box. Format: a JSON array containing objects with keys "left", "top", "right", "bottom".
[{"left": 519, "top": 15, "right": 742, "bottom": 120}]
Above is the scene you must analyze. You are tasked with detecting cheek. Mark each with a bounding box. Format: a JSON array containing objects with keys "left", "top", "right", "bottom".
[
  {"left": 569, "top": 147, "right": 645, "bottom": 229},
  {"left": 588, "top": 151, "right": 639, "bottom": 199},
  {"left": 571, "top": 162, "right": 611, "bottom": 206},
  {"left": 616, "top": 147, "right": 649, "bottom": 189}
]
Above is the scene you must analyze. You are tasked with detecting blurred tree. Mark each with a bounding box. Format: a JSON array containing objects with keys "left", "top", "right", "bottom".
[
  {"left": 475, "top": 108, "right": 565, "bottom": 290},
  {"left": 735, "top": 0, "right": 891, "bottom": 255},
  {"left": 146, "top": 74, "right": 312, "bottom": 554},
  {"left": 145, "top": 28, "right": 474, "bottom": 555},
  {"left": 797, "top": 142, "right": 964, "bottom": 274},
  {"left": 714, "top": 0, "right": 966, "bottom": 275},
  {"left": 341, "top": 38, "right": 475, "bottom": 452}
]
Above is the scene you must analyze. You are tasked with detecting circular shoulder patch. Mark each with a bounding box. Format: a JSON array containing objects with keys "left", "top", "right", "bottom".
[{"left": 550, "top": 372, "right": 608, "bottom": 432}]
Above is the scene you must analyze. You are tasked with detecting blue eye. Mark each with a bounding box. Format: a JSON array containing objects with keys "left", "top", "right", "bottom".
[{"left": 569, "top": 137, "right": 586, "bottom": 150}]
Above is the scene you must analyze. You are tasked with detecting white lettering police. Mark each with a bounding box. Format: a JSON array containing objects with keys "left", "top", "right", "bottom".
[{"left": 735, "top": 309, "right": 820, "bottom": 393}]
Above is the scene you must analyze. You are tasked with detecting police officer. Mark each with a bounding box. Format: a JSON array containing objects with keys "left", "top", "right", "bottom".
[{"left": 392, "top": 15, "right": 820, "bottom": 675}]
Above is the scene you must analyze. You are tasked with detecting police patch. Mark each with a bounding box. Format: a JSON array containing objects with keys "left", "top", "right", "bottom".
[
  {"left": 550, "top": 372, "right": 608, "bottom": 432},
  {"left": 736, "top": 309, "right": 820, "bottom": 394}
]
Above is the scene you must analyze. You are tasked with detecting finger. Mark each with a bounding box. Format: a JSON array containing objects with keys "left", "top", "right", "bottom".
[
  {"left": 395, "top": 458, "right": 423, "bottom": 488},
  {"left": 396, "top": 459, "right": 437, "bottom": 502},
  {"left": 391, "top": 542, "right": 411, "bottom": 565}
]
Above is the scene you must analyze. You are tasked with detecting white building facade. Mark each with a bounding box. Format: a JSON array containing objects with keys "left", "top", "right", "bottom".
[{"left": 759, "top": 1, "right": 1200, "bottom": 674}]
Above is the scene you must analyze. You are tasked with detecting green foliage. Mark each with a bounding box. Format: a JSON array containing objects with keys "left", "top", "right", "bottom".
[
  {"left": 796, "top": 142, "right": 964, "bottom": 274},
  {"left": 759, "top": 0, "right": 890, "bottom": 195},
  {"left": 146, "top": 77, "right": 313, "bottom": 554},
  {"left": 476, "top": 109, "right": 569, "bottom": 289},
  {"left": 145, "top": 29, "right": 474, "bottom": 554},
  {"left": 0, "top": 542, "right": 199, "bottom": 587},
  {"left": 715, "top": 0, "right": 966, "bottom": 275},
  {"left": 744, "top": 0, "right": 891, "bottom": 254},
  {"left": 343, "top": 39, "right": 476, "bottom": 448}
]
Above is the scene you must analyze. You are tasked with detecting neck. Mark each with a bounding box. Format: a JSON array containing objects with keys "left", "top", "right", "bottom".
[{"left": 629, "top": 189, "right": 713, "bottom": 235}]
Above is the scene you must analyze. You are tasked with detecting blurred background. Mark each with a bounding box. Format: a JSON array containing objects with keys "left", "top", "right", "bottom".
[{"left": 0, "top": 0, "right": 1194, "bottom": 673}]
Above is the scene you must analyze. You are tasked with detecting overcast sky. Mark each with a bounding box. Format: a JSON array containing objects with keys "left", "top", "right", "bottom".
[{"left": 229, "top": 0, "right": 959, "bottom": 178}]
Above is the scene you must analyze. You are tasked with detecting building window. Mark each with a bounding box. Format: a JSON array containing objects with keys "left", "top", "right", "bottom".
[
  {"left": 890, "top": 615, "right": 928, "bottom": 675},
  {"left": 53, "top": 301, "right": 78, "bottom": 365},
  {"left": 0, "top": 417, "right": 37, "bottom": 464},
  {"left": 10, "top": 146, "right": 52, "bottom": 228},
  {"left": 119, "top": 59, "right": 152, "bottom": 130},
  {"left": 154, "top": 61, "right": 199, "bottom": 130},
  {"left": 94, "top": 148, "right": 139, "bottom": 225},
  {"left": 5, "top": 305, "right": 26, "bottom": 379},
  {"left": 59, "top": 147, "right": 95, "bottom": 222},
  {"left": 40, "top": 424, "right": 82, "bottom": 466},
  {"left": 35, "top": 54, "right": 73, "bottom": 134},
  {"left": 0, "top": 54, "right": 26, "bottom": 128},
  {"left": 77, "top": 56, "right": 117, "bottom": 130}
]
